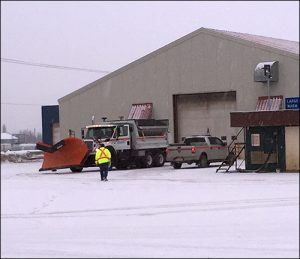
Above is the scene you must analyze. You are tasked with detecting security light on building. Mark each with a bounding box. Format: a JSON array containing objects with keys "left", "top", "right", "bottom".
[{"left": 254, "top": 61, "right": 279, "bottom": 82}]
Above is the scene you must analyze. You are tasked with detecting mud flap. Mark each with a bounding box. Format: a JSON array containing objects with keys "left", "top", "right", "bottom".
[{"left": 36, "top": 137, "right": 89, "bottom": 171}]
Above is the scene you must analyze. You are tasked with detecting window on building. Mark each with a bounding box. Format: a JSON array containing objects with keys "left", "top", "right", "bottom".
[{"left": 251, "top": 134, "right": 260, "bottom": 146}]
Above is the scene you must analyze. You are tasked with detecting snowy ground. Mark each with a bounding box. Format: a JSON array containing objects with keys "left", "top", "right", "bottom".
[{"left": 1, "top": 160, "right": 299, "bottom": 258}]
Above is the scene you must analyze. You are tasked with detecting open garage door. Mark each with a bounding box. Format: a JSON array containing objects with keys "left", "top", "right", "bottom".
[{"left": 173, "top": 91, "right": 237, "bottom": 143}]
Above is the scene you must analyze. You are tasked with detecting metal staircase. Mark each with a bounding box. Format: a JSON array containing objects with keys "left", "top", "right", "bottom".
[{"left": 216, "top": 128, "right": 245, "bottom": 173}]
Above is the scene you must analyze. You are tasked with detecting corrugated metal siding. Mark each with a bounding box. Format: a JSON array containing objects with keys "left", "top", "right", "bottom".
[
  {"left": 255, "top": 96, "right": 283, "bottom": 111},
  {"left": 128, "top": 103, "right": 153, "bottom": 119}
]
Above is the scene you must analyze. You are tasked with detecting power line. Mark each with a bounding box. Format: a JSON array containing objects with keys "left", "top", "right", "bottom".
[
  {"left": 1, "top": 102, "right": 48, "bottom": 106},
  {"left": 1, "top": 58, "right": 110, "bottom": 74}
]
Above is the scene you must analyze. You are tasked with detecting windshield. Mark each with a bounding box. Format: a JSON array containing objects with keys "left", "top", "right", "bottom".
[{"left": 86, "top": 126, "right": 115, "bottom": 139}]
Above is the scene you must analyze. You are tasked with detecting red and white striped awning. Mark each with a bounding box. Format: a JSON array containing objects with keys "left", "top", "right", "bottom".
[{"left": 255, "top": 96, "right": 283, "bottom": 111}]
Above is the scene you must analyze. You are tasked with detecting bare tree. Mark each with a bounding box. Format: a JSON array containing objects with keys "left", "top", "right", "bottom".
[{"left": 15, "top": 129, "right": 42, "bottom": 143}]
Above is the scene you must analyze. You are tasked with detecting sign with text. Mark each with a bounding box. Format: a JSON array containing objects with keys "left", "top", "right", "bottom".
[{"left": 285, "top": 97, "right": 300, "bottom": 110}]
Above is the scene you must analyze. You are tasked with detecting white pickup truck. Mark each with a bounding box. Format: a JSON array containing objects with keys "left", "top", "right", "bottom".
[{"left": 166, "top": 135, "right": 234, "bottom": 169}]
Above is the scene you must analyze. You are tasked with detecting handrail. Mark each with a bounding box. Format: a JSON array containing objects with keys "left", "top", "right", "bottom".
[{"left": 227, "top": 127, "right": 244, "bottom": 152}]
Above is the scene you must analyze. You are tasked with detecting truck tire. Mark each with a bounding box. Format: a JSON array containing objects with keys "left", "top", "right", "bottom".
[
  {"left": 142, "top": 152, "right": 154, "bottom": 168},
  {"left": 199, "top": 154, "right": 209, "bottom": 168},
  {"left": 115, "top": 160, "right": 129, "bottom": 170},
  {"left": 70, "top": 166, "right": 83, "bottom": 172},
  {"left": 153, "top": 153, "right": 165, "bottom": 167},
  {"left": 172, "top": 162, "right": 182, "bottom": 169},
  {"left": 133, "top": 158, "right": 142, "bottom": 169}
]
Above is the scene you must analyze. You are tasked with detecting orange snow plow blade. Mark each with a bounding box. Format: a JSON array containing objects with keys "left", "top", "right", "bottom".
[{"left": 36, "top": 137, "right": 89, "bottom": 171}]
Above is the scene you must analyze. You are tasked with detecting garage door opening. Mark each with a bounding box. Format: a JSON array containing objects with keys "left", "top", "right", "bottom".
[{"left": 173, "top": 91, "right": 237, "bottom": 142}]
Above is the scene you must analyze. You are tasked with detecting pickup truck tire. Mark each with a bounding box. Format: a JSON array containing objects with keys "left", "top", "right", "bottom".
[
  {"left": 141, "top": 152, "right": 154, "bottom": 168},
  {"left": 199, "top": 154, "right": 209, "bottom": 168},
  {"left": 172, "top": 162, "right": 182, "bottom": 169},
  {"left": 153, "top": 153, "right": 165, "bottom": 167}
]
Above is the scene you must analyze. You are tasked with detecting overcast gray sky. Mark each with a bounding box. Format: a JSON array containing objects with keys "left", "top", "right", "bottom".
[{"left": 1, "top": 1, "right": 299, "bottom": 134}]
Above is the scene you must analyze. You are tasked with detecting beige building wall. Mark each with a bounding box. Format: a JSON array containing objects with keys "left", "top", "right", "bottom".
[
  {"left": 58, "top": 29, "right": 299, "bottom": 143},
  {"left": 285, "top": 126, "right": 299, "bottom": 171}
]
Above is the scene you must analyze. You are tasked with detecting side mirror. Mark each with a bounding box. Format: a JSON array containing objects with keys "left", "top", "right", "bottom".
[{"left": 81, "top": 129, "right": 85, "bottom": 139}]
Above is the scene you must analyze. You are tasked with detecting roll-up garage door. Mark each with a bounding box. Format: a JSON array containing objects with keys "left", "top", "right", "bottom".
[{"left": 174, "top": 91, "right": 237, "bottom": 143}]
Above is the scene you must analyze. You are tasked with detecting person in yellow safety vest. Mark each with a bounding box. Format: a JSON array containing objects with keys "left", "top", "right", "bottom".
[{"left": 95, "top": 143, "right": 111, "bottom": 181}]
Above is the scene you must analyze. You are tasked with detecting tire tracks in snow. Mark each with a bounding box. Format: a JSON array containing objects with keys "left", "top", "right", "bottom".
[{"left": 2, "top": 196, "right": 298, "bottom": 219}]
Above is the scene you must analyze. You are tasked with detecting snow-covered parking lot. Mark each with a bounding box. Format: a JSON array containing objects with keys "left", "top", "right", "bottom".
[{"left": 1, "top": 160, "right": 299, "bottom": 258}]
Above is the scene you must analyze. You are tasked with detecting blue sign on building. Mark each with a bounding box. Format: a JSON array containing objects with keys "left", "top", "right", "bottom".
[{"left": 285, "top": 97, "right": 300, "bottom": 110}]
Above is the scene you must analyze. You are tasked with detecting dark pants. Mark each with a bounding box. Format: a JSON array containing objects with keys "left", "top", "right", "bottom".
[{"left": 99, "top": 162, "right": 109, "bottom": 180}]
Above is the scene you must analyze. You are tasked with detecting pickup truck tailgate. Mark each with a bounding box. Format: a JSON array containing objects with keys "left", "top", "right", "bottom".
[{"left": 166, "top": 145, "right": 198, "bottom": 162}]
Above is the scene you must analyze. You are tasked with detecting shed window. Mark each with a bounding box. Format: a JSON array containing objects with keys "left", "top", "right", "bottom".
[{"left": 251, "top": 134, "right": 260, "bottom": 146}]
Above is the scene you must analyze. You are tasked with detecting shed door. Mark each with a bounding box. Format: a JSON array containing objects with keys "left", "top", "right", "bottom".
[
  {"left": 174, "top": 91, "right": 237, "bottom": 142},
  {"left": 245, "top": 126, "right": 285, "bottom": 171}
]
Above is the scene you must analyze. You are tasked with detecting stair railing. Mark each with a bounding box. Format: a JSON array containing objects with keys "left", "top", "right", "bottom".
[{"left": 216, "top": 127, "right": 245, "bottom": 173}]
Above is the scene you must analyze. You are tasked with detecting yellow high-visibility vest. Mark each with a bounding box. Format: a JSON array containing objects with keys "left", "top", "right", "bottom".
[{"left": 95, "top": 147, "right": 111, "bottom": 165}]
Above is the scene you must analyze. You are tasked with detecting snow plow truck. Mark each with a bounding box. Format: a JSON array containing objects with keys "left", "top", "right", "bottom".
[{"left": 36, "top": 119, "right": 169, "bottom": 172}]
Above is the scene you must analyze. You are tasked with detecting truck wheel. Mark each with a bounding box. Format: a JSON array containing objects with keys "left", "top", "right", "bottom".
[
  {"left": 153, "top": 153, "right": 165, "bottom": 167},
  {"left": 173, "top": 162, "right": 182, "bottom": 169},
  {"left": 133, "top": 158, "right": 142, "bottom": 168},
  {"left": 116, "top": 161, "right": 129, "bottom": 170},
  {"left": 142, "top": 152, "right": 153, "bottom": 168},
  {"left": 70, "top": 166, "right": 83, "bottom": 172},
  {"left": 199, "top": 154, "right": 208, "bottom": 168}
]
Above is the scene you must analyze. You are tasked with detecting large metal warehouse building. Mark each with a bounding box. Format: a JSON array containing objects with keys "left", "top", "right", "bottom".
[{"left": 58, "top": 27, "right": 299, "bottom": 145}]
